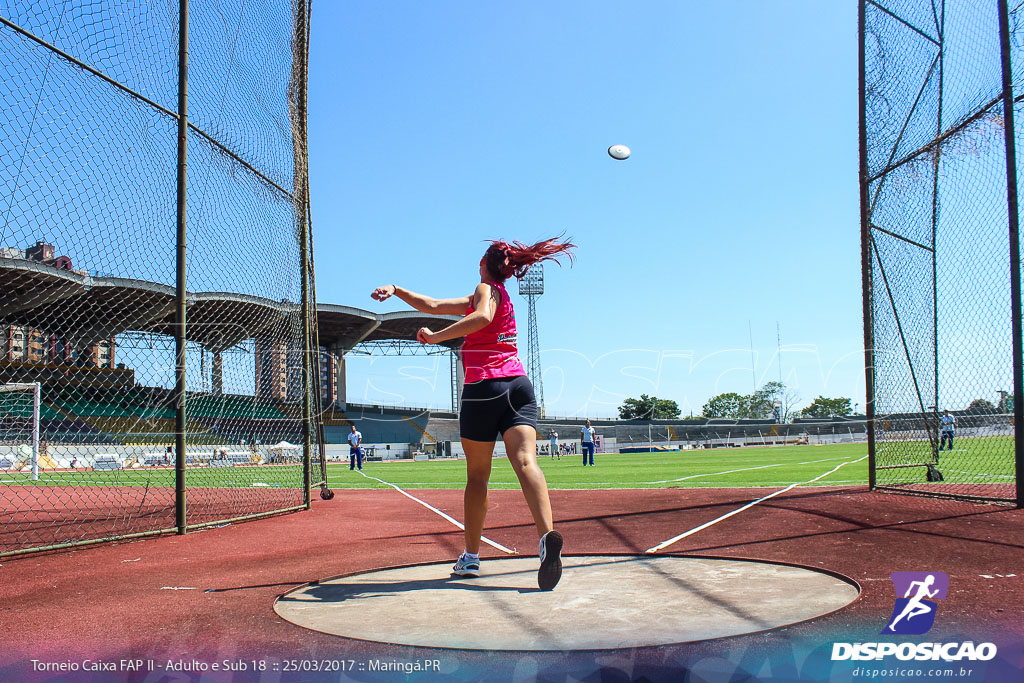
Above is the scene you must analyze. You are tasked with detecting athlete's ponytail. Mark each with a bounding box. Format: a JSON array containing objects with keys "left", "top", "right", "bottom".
[{"left": 482, "top": 236, "right": 577, "bottom": 282}]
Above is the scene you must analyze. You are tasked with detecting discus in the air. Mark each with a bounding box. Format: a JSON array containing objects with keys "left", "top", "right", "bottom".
[{"left": 607, "top": 144, "right": 631, "bottom": 161}]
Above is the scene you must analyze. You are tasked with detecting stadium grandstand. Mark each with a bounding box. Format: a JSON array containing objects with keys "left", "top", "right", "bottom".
[{"left": 0, "top": 242, "right": 462, "bottom": 463}]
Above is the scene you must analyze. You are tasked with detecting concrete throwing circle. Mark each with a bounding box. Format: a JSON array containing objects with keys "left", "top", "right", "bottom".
[{"left": 275, "top": 556, "right": 859, "bottom": 651}]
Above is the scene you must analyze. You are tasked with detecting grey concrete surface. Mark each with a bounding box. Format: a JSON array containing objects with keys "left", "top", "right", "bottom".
[{"left": 274, "top": 555, "right": 859, "bottom": 651}]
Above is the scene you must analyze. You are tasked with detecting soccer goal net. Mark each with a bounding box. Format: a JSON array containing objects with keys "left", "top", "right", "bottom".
[{"left": 0, "top": 383, "right": 41, "bottom": 480}]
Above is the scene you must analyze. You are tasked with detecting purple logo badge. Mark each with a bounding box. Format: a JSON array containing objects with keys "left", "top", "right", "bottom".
[{"left": 883, "top": 571, "right": 949, "bottom": 635}]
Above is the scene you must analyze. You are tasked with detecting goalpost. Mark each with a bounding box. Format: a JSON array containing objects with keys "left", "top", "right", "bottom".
[{"left": 0, "top": 382, "right": 41, "bottom": 481}]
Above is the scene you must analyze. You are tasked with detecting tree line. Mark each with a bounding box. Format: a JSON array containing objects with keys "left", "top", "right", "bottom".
[
  {"left": 616, "top": 385, "right": 850, "bottom": 421},
  {"left": 617, "top": 386, "right": 1013, "bottom": 421}
]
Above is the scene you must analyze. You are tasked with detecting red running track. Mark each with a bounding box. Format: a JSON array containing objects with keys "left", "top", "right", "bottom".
[{"left": 0, "top": 485, "right": 1021, "bottom": 681}]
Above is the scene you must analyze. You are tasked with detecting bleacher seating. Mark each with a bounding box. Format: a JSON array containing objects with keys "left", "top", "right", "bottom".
[
  {"left": 320, "top": 406, "right": 353, "bottom": 427},
  {"left": 322, "top": 405, "right": 432, "bottom": 445},
  {"left": 92, "top": 453, "right": 124, "bottom": 470},
  {"left": 3, "top": 401, "right": 53, "bottom": 421},
  {"left": 189, "top": 394, "right": 285, "bottom": 419},
  {"left": 29, "top": 384, "right": 303, "bottom": 445},
  {"left": 40, "top": 416, "right": 106, "bottom": 443},
  {"left": 209, "top": 451, "right": 256, "bottom": 467}
]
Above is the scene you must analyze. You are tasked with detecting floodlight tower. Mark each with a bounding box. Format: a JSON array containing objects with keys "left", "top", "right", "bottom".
[{"left": 518, "top": 264, "right": 545, "bottom": 417}]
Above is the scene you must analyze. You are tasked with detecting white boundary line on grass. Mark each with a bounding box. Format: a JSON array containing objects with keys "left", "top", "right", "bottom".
[
  {"left": 357, "top": 470, "right": 516, "bottom": 555},
  {"left": 642, "top": 455, "right": 853, "bottom": 485},
  {"left": 644, "top": 454, "right": 869, "bottom": 554}
]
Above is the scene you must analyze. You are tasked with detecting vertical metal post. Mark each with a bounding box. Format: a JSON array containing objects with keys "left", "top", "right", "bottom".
[
  {"left": 526, "top": 294, "right": 545, "bottom": 415},
  {"left": 175, "top": 0, "right": 189, "bottom": 533},
  {"left": 31, "top": 382, "right": 40, "bottom": 482},
  {"left": 301, "top": 1, "right": 328, "bottom": 498},
  {"left": 300, "top": 284, "right": 312, "bottom": 508},
  {"left": 859, "top": 0, "right": 878, "bottom": 489},
  {"left": 451, "top": 348, "right": 459, "bottom": 412},
  {"left": 301, "top": 326, "right": 312, "bottom": 507},
  {"left": 997, "top": 0, "right": 1024, "bottom": 508},
  {"left": 294, "top": 0, "right": 312, "bottom": 507},
  {"left": 456, "top": 351, "right": 465, "bottom": 410},
  {"left": 931, "top": 2, "right": 945, "bottom": 449}
]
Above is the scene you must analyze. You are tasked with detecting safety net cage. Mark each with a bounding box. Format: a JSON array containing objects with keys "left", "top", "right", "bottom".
[
  {"left": 0, "top": 0, "right": 326, "bottom": 558},
  {"left": 860, "top": 0, "right": 1024, "bottom": 505}
]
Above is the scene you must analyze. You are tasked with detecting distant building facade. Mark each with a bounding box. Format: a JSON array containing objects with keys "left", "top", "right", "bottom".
[
  {"left": 255, "top": 338, "right": 338, "bottom": 406},
  {"left": 0, "top": 242, "right": 114, "bottom": 370}
]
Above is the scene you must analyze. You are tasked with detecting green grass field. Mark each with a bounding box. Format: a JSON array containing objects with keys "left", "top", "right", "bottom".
[
  {"left": 0, "top": 465, "right": 302, "bottom": 489},
  {"left": 331, "top": 443, "right": 871, "bottom": 490},
  {"left": 2, "top": 439, "right": 1013, "bottom": 490},
  {"left": 0, "top": 443, "right": 867, "bottom": 489},
  {"left": 875, "top": 435, "right": 1016, "bottom": 487}
]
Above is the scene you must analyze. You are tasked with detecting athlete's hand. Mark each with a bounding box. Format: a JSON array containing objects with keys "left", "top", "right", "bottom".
[
  {"left": 371, "top": 285, "right": 396, "bottom": 301},
  {"left": 416, "top": 327, "right": 438, "bottom": 345}
]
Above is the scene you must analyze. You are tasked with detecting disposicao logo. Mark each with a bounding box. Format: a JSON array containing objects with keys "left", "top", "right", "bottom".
[
  {"left": 831, "top": 571, "right": 998, "bottom": 662},
  {"left": 883, "top": 571, "right": 948, "bottom": 635}
]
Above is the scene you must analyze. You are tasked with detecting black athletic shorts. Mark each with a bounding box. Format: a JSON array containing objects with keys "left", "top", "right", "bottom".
[{"left": 459, "top": 375, "right": 538, "bottom": 441}]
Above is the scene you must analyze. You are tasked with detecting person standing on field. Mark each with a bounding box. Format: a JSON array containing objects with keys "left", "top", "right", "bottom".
[
  {"left": 348, "top": 425, "right": 363, "bottom": 471},
  {"left": 581, "top": 419, "right": 596, "bottom": 466},
  {"left": 938, "top": 410, "right": 956, "bottom": 452}
]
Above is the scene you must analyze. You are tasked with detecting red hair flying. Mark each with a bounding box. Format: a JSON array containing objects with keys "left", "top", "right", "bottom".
[{"left": 482, "top": 236, "right": 577, "bottom": 282}]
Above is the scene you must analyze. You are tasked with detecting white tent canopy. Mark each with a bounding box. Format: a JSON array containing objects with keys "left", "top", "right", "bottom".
[{"left": 267, "top": 441, "right": 301, "bottom": 463}]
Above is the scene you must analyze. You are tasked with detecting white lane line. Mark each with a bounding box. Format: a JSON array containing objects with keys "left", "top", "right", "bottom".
[
  {"left": 645, "top": 454, "right": 869, "bottom": 554},
  {"left": 642, "top": 456, "right": 853, "bottom": 485},
  {"left": 660, "top": 479, "right": 866, "bottom": 487},
  {"left": 357, "top": 470, "right": 516, "bottom": 555}
]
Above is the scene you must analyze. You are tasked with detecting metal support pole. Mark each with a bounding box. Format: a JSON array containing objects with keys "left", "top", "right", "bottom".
[
  {"left": 997, "top": 0, "right": 1024, "bottom": 509},
  {"left": 451, "top": 349, "right": 458, "bottom": 412},
  {"left": 859, "top": 0, "right": 878, "bottom": 490},
  {"left": 31, "top": 382, "right": 40, "bottom": 482},
  {"left": 931, "top": 2, "right": 945, "bottom": 454},
  {"left": 175, "top": 0, "right": 190, "bottom": 534},
  {"left": 294, "top": 0, "right": 312, "bottom": 507}
]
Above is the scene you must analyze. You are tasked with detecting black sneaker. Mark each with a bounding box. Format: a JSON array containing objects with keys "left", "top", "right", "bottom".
[{"left": 538, "top": 530, "right": 563, "bottom": 591}]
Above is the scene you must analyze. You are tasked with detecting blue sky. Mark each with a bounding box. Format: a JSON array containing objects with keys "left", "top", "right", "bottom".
[{"left": 307, "top": 2, "right": 865, "bottom": 418}]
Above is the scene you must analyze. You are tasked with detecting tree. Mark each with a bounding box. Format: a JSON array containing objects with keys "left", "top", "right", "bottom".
[
  {"left": 763, "top": 381, "right": 801, "bottom": 422},
  {"left": 702, "top": 392, "right": 745, "bottom": 419},
  {"left": 748, "top": 381, "right": 795, "bottom": 420},
  {"left": 703, "top": 383, "right": 800, "bottom": 421},
  {"left": 801, "top": 396, "right": 853, "bottom": 418},
  {"left": 618, "top": 394, "right": 681, "bottom": 420},
  {"left": 967, "top": 398, "right": 996, "bottom": 413}
]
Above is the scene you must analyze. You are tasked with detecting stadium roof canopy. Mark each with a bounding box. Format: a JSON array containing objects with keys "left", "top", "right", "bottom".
[
  {"left": 314, "top": 304, "right": 460, "bottom": 351},
  {"left": 0, "top": 258, "right": 460, "bottom": 353}
]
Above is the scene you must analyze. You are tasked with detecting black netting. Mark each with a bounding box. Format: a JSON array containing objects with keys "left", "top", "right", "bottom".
[
  {"left": 0, "top": 0, "right": 322, "bottom": 557},
  {"left": 863, "top": 0, "right": 1020, "bottom": 504}
]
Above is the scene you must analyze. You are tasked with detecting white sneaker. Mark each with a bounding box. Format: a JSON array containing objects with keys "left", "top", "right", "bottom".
[{"left": 452, "top": 553, "right": 480, "bottom": 577}]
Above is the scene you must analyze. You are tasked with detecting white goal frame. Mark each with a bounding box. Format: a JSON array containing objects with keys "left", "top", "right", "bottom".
[{"left": 0, "top": 382, "right": 41, "bottom": 480}]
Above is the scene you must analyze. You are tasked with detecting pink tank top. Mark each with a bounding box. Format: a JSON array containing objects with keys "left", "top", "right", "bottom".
[{"left": 461, "top": 281, "right": 526, "bottom": 383}]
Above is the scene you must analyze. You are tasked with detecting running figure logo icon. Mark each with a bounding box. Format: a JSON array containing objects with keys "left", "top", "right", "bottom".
[{"left": 883, "top": 571, "right": 949, "bottom": 635}]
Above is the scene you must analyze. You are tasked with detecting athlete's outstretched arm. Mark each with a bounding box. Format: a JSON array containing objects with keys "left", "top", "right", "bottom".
[
  {"left": 416, "top": 283, "right": 498, "bottom": 344},
  {"left": 371, "top": 284, "right": 471, "bottom": 315}
]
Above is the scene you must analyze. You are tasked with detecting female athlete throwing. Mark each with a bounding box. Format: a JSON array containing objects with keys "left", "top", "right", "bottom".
[{"left": 371, "top": 237, "right": 574, "bottom": 591}]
